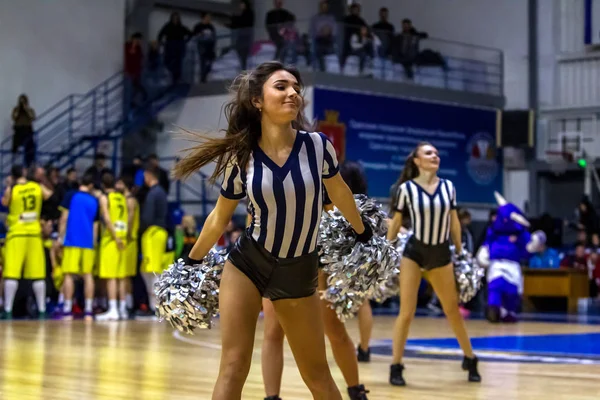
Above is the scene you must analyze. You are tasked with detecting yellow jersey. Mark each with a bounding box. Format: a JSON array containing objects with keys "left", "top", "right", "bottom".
[
  {"left": 103, "top": 191, "right": 128, "bottom": 240},
  {"left": 129, "top": 195, "right": 140, "bottom": 239},
  {"left": 7, "top": 181, "right": 43, "bottom": 236}
]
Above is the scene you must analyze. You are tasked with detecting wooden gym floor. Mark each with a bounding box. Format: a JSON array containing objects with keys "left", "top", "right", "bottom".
[{"left": 0, "top": 315, "right": 599, "bottom": 400}]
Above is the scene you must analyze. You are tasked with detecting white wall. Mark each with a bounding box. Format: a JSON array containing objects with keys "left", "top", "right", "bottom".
[
  {"left": 0, "top": 0, "right": 126, "bottom": 139},
  {"left": 353, "top": 0, "right": 529, "bottom": 109},
  {"left": 503, "top": 170, "right": 531, "bottom": 213}
]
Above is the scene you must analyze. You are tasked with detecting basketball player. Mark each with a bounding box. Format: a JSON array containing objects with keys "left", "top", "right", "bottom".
[
  {"left": 117, "top": 176, "right": 139, "bottom": 317},
  {"left": 96, "top": 173, "right": 127, "bottom": 321},
  {"left": 386, "top": 142, "right": 481, "bottom": 385},
  {"left": 58, "top": 172, "right": 99, "bottom": 320},
  {"left": 139, "top": 165, "right": 168, "bottom": 316},
  {"left": 1, "top": 165, "right": 53, "bottom": 319},
  {"left": 173, "top": 61, "right": 372, "bottom": 399}
]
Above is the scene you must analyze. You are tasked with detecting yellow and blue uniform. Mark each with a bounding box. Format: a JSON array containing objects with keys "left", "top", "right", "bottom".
[
  {"left": 3, "top": 181, "right": 45, "bottom": 280},
  {"left": 99, "top": 191, "right": 128, "bottom": 279},
  {"left": 60, "top": 190, "right": 99, "bottom": 275},
  {"left": 125, "top": 196, "right": 139, "bottom": 277}
]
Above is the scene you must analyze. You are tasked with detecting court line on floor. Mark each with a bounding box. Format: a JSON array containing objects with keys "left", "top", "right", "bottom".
[{"left": 172, "top": 329, "right": 394, "bottom": 362}]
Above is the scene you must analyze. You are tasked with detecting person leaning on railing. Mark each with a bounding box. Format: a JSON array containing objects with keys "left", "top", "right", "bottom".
[{"left": 390, "top": 19, "right": 428, "bottom": 80}]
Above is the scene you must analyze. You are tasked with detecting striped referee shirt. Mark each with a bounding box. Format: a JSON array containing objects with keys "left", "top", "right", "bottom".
[
  {"left": 395, "top": 179, "right": 457, "bottom": 245},
  {"left": 221, "top": 130, "right": 339, "bottom": 258}
]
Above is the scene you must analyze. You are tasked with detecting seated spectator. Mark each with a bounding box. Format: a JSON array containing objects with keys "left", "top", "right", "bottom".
[
  {"left": 350, "top": 26, "right": 380, "bottom": 74},
  {"left": 529, "top": 243, "right": 561, "bottom": 268},
  {"left": 586, "top": 252, "right": 600, "bottom": 298},
  {"left": 314, "top": 24, "right": 335, "bottom": 71},
  {"left": 278, "top": 15, "right": 299, "bottom": 64},
  {"left": 586, "top": 232, "right": 600, "bottom": 254},
  {"left": 310, "top": 0, "right": 337, "bottom": 44},
  {"left": 560, "top": 242, "right": 587, "bottom": 271}
]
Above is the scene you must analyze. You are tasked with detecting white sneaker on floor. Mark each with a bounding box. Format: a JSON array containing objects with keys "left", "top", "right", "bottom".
[{"left": 95, "top": 310, "right": 120, "bottom": 321}]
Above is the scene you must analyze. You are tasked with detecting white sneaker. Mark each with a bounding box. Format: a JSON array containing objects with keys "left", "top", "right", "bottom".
[
  {"left": 119, "top": 309, "right": 129, "bottom": 320},
  {"left": 95, "top": 310, "right": 120, "bottom": 321}
]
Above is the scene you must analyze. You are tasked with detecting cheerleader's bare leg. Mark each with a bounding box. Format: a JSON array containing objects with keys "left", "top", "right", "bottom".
[
  {"left": 212, "top": 262, "right": 263, "bottom": 400},
  {"left": 261, "top": 298, "right": 285, "bottom": 399}
]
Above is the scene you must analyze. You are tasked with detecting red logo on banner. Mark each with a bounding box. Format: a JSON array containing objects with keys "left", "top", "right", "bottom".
[{"left": 317, "top": 110, "right": 346, "bottom": 161}]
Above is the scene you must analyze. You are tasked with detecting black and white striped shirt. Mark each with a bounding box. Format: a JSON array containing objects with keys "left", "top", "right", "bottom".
[
  {"left": 395, "top": 179, "right": 457, "bottom": 245},
  {"left": 221, "top": 130, "right": 339, "bottom": 258}
]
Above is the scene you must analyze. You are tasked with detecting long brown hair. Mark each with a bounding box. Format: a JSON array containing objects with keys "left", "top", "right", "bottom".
[
  {"left": 173, "top": 61, "right": 312, "bottom": 182},
  {"left": 390, "top": 141, "right": 432, "bottom": 210}
]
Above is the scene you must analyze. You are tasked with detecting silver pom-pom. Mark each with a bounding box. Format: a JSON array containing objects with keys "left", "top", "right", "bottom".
[
  {"left": 154, "top": 248, "right": 226, "bottom": 334},
  {"left": 450, "top": 246, "right": 485, "bottom": 303},
  {"left": 318, "top": 195, "right": 400, "bottom": 321},
  {"left": 371, "top": 230, "right": 413, "bottom": 303}
]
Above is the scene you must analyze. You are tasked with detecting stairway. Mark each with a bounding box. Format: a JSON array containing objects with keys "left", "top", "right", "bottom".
[{"left": 0, "top": 72, "right": 188, "bottom": 180}]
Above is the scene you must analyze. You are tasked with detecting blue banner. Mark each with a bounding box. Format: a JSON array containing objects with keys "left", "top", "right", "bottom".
[{"left": 313, "top": 87, "right": 502, "bottom": 205}]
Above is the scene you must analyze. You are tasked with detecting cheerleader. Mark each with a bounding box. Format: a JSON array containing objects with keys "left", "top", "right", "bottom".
[
  {"left": 173, "top": 61, "right": 372, "bottom": 399},
  {"left": 385, "top": 142, "right": 481, "bottom": 386}
]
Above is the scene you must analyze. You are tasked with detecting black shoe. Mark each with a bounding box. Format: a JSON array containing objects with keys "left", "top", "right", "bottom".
[
  {"left": 348, "top": 384, "right": 369, "bottom": 400},
  {"left": 357, "top": 345, "right": 370, "bottom": 362},
  {"left": 462, "top": 356, "right": 481, "bottom": 382},
  {"left": 264, "top": 396, "right": 281, "bottom": 400},
  {"left": 389, "top": 363, "right": 406, "bottom": 386}
]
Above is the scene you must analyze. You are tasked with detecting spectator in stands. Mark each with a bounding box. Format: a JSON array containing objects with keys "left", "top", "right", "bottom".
[
  {"left": 278, "top": 15, "right": 299, "bottom": 64},
  {"left": 340, "top": 3, "right": 367, "bottom": 71},
  {"left": 158, "top": 12, "right": 192, "bottom": 84},
  {"left": 577, "top": 195, "right": 598, "bottom": 236},
  {"left": 265, "top": 0, "right": 295, "bottom": 61},
  {"left": 391, "top": 19, "right": 428, "bottom": 80},
  {"left": 224, "top": 0, "right": 254, "bottom": 70},
  {"left": 310, "top": 1, "right": 337, "bottom": 42},
  {"left": 458, "top": 209, "right": 474, "bottom": 254},
  {"left": 529, "top": 242, "right": 561, "bottom": 268},
  {"left": 146, "top": 154, "right": 170, "bottom": 194},
  {"left": 125, "top": 32, "right": 147, "bottom": 110},
  {"left": 371, "top": 7, "right": 395, "bottom": 57},
  {"left": 310, "top": 1, "right": 337, "bottom": 71},
  {"left": 193, "top": 13, "right": 216, "bottom": 83},
  {"left": 11, "top": 94, "right": 36, "bottom": 167},
  {"left": 560, "top": 242, "right": 587, "bottom": 271},
  {"left": 350, "top": 25, "right": 379, "bottom": 75},
  {"left": 84, "top": 153, "right": 113, "bottom": 189}
]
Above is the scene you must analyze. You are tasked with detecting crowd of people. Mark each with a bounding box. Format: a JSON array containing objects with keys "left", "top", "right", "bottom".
[
  {"left": 0, "top": 154, "right": 242, "bottom": 320},
  {"left": 124, "top": 0, "right": 435, "bottom": 90}
]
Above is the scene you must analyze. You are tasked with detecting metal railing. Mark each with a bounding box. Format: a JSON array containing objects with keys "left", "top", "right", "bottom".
[{"left": 155, "top": 20, "right": 503, "bottom": 96}]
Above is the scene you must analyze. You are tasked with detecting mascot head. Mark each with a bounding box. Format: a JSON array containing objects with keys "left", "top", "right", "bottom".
[{"left": 490, "top": 191, "right": 530, "bottom": 235}]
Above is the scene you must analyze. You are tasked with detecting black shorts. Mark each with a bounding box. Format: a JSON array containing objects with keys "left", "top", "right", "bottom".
[
  {"left": 403, "top": 235, "right": 451, "bottom": 271},
  {"left": 227, "top": 231, "right": 319, "bottom": 301}
]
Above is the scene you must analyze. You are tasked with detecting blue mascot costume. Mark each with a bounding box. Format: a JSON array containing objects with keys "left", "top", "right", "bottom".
[{"left": 476, "top": 192, "right": 546, "bottom": 323}]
